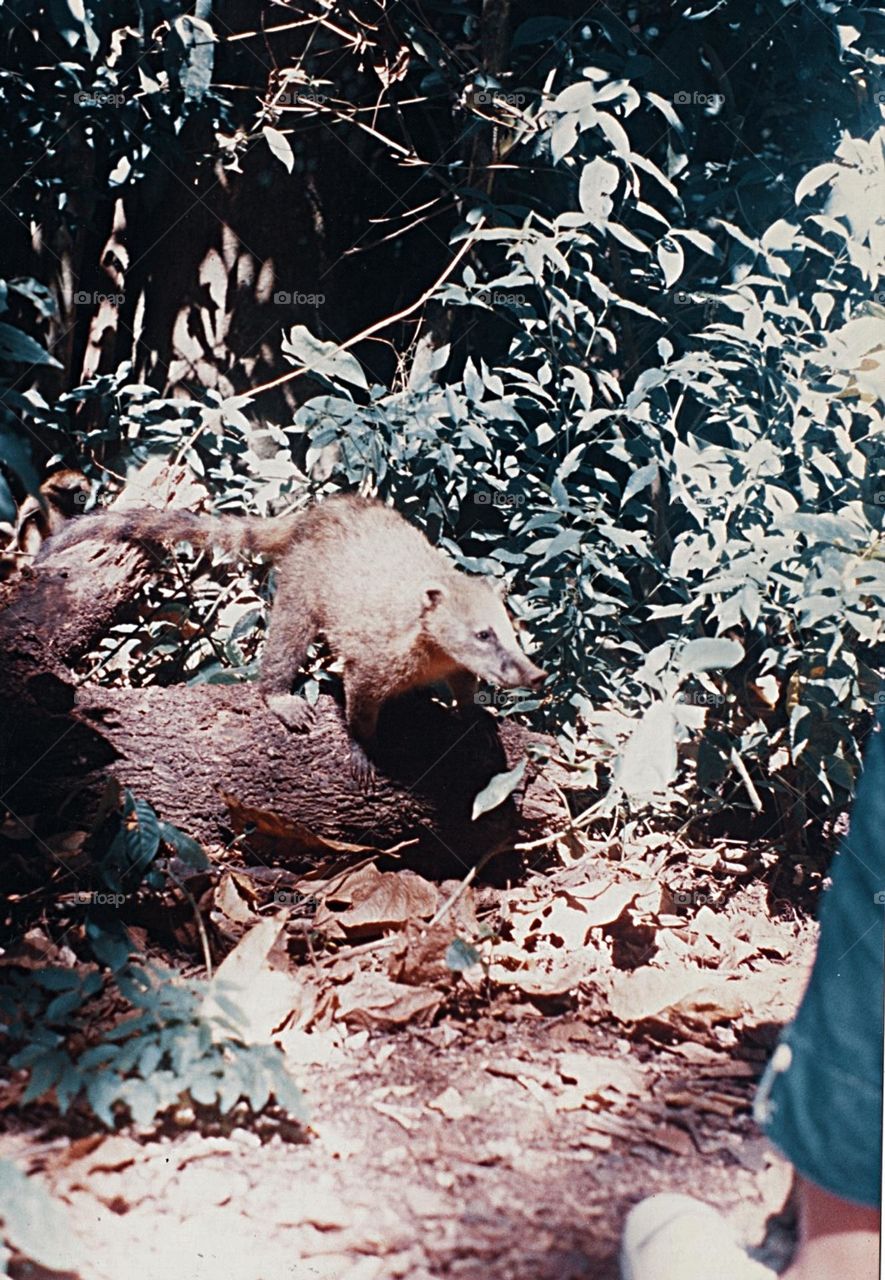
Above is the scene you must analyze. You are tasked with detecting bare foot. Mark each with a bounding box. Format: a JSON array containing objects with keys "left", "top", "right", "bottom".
[{"left": 780, "top": 1178, "right": 879, "bottom": 1280}]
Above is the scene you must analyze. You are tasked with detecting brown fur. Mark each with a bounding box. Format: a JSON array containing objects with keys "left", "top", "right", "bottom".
[
  {"left": 41, "top": 494, "right": 547, "bottom": 776},
  {"left": 0, "top": 469, "right": 91, "bottom": 579}
]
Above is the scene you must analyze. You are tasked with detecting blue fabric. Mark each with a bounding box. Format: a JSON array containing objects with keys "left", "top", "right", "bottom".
[{"left": 754, "top": 711, "right": 885, "bottom": 1208}]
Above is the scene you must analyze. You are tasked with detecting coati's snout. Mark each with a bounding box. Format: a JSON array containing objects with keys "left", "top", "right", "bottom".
[
  {"left": 500, "top": 655, "right": 547, "bottom": 691},
  {"left": 422, "top": 578, "right": 548, "bottom": 692}
]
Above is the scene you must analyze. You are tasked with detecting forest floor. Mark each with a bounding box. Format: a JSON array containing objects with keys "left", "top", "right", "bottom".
[{"left": 0, "top": 836, "right": 819, "bottom": 1280}]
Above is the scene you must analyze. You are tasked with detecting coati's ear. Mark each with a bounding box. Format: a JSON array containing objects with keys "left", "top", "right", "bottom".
[
  {"left": 422, "top": 582, "right": 447, "bottom": 610},
  {"left": 494, "top": 577, "right": 509, "bottom": 600}
]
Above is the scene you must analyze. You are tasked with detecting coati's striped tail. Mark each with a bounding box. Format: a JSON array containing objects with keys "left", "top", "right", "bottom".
[{"left": 37, "top": 507, "right": 303, "bottom": 562}]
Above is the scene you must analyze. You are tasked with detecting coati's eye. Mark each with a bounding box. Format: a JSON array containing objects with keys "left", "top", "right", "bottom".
[{"left": 475, "top": 629, "right": 493, "bottom": 642}]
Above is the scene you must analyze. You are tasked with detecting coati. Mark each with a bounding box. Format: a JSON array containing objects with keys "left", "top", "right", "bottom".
[
  {"left": 0, "top": 468, "right": 90, "bottom": 580},
  {"left": 41, "top": 494, "right": 547, "bottom": 782}
]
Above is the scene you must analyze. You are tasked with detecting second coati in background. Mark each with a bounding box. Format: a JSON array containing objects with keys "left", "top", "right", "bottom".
[
  {"left": 42, "top": 494, "right": 547, "bottom": 782},
  {"left": 0, "top": 468, "right": 91, "bottom": 580}
]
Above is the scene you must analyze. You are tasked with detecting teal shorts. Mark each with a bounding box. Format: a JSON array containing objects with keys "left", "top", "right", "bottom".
[{"left": 754, "top": 712, "right": 885, "bottom": 1208}]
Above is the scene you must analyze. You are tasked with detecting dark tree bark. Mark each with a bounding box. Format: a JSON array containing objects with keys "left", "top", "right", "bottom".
[{"left": 0, "top": 537, "right": 561, "bottom": 875}]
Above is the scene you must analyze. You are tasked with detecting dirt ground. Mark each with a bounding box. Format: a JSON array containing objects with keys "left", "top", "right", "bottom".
[{"left": 0, "top": 849, "right": 816, "bottom": 1280}]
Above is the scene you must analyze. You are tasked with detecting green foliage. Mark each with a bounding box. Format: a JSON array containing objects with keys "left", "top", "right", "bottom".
[
  {"left": 2, "top": 0, "right": 883, "bottom": 842},
  {"left": 1, "top": 961, "right": 304, "bottom": 1130},
  {"left": 471, "top": 761, "right": 527, "bottom": 820},
  {"left": 98, "top": 787, "right": 208, "bottom": 896},
  {"left": 445, "top": 938, "right": 482, "bottom": 973},
  {"left": 290, "top": 115, "right": 885, "bottom": 827},
  {"left": 0, "top": 785, "right": 300, "bottom": 1132}
]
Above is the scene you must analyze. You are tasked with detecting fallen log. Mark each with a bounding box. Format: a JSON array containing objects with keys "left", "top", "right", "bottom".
[{"left": 0, "top": 534, "right": 561, "bottom": 874}]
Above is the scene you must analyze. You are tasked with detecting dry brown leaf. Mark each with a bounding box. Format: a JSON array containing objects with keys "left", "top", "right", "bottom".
[
  {"left": 484, "top": 1057, "right": 555, "bottom": 1086},
  {"left": 427, "top": 1087, "right": 472, "bottom": 1120},
  {"left": 661, "top": 1040, "right": 723, "bottom": 1065},
  {"left": 223, "top": 795, "right": 381, "bottom": 860},
  {"left": 487, "top": 951, "right": 592, "bottom": 998},
  {"left": 608, "top": 960, "right": 808, "bottom": 1038},
  {"left": 373, "top": 44, "right": 410, "bottom": 89},
  {"left": 569, "top": 1130, "right": 614, "bottom": 1152},
  {"left": 556, "top": 1052, "right": 646, "bottom": 1101},
  {"left": 742, "top": 915, "right": 793, "bottom": 958},
  {"left": 387, "top": 921, "right": 459, "bottom": 987},
  {"left": 60, "top": 1134, "right": 140, "bottom": 1173},
  {"left": 201, "top": 919, "right": 306, "bottom": 1041},
  {"left": 212, "top": 870, "right": 261, "bottom": 926},
  {"left": 0, "top": 928, "right": 75, "bottom": 970},
  {"left": 692, "top": 905, "right": 731, "bottom": 945},
  {"left": 314, "top": 865, "right": 439, "bottom": 940},
  {"left": 371, "top": 1100, "right": 417, "bottom": 1131},
  {"left": 333, "top": 970, "right": 442, "bottom": 1029},
  {"left": 505, "top": 879, "right": 641, "bottom": 952},
  {"left": 642, "top": 1123, "right": 696, "bottom": 1157},
  {"left": 607, "top": 964, "right": 723, "bottom": 1024}
]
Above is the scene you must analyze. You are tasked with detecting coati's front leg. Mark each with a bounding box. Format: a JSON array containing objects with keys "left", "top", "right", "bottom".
[
  {"left": 343, "top": 669, "right": 382, "bottom": 790},
  {"left": 259, "top": 598, "right": 317, "bottom": 733}
]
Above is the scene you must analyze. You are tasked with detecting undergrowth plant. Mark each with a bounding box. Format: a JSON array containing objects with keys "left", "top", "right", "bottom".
[
  {"left": 0, "top": 790, "right": 303, "bottom": 1130},
  {"left": 1, "top": 961, "right": 304, "bottom": 1128}
]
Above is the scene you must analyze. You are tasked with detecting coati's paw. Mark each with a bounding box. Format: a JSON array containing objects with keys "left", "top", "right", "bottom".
[
  {"left": 265, "top": 693, "right": 316, "bottom": 733},
  {"left": 348, "top": 741, "right": 377, "bottom": 793}
]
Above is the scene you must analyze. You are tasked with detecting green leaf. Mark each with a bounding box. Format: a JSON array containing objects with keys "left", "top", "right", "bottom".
[
  {"left": 0, "top": 1160, "right": 78, "bottom": 1270},
  {"left": 86, "top": 1073, "right": 121, "bottom": 1128},
  {"left": 158, "top": 821, "right": 210, "bottom": 870},
  {"left": 677, "top": 638, "right": 744, "bottom": 674},
  {"left": 189, "top": 1067, "right": 222, "bottom": 1106},
  {"left": 170, "top": 15, "right": 215, "bottom": 102},
  {"left": 138, "top": 1040, "right": 163, "bottom": 1079},
  {"left": 607, "top": 223, "right": 648, "bottom": 254},
  {"left": 281, "top": 325, "right": 368, "bottom": 391},
  {"left": 657, "top": 238, "right": 684, "bottom": 288},
  {"left": 614, "top": 702, "right": 678, "bottom": 800},
  {"left": 55, "top": 1063, "right": 83, "bottom": 1114},
  {"left": 471, "top": 760, "right": 526, "bottom": 820},
  {"left": 795, "top": 163, "right": 841, "bottom": 205},
  {"left": 621, "top": 463, "right": 658, "bottom": 506},
  {"left": 102, "top": 798, "right": 155, "bottom": 890},
  {"left": 527, "top": 528, "right": 582, "bottom": 561},
  {"left": 263, "top": 126, "right": 294, "bottom": 173},
  {"left": 578, "top": 158, "right": 619, "bottom": 221},
  {"left": 22, "top": 1049, "right": 68, "bottom": 1103},
  {"left": 45, "top": 989, "right": 87, "bottom": 1021},
  {"left": 120, "top": 1078, "right": 161, "bottom": 1127},
  {"left": 268, "top": 1065, "right": 306, "bottom": 1119},
  {"left": 87, "top": 919, "right": 135, "bottom": 972},
  {"left": 8, "top": 278, "right": 58, "bottom": 319},
  {"left": 445, "top": 938, "right": 481, "bottom": 972},
  {"left": 32, "top": 967, "right": 82, "bottom": 992},
  {"left": 0, "top": 322, "right": 61, "bottom": 367}
]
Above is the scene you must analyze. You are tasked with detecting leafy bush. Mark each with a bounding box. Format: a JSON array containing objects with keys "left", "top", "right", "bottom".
[
  {"left": 0, "top": 788, "right": 303, "bottom": 1131},
  {"left": 1, "top": 960, "right": 304, "bottom": 1130},
  {"left": 2, "top": 0, "right": 883, "bottom": 846},
  {"left": 285, "top": 118, "right": 885, "bottom": 832}
]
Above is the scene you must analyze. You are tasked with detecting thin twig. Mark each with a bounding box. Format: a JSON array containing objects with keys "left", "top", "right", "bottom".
[
  {"left": 730, "top": 747, "right": 763, "bottom": 812},
  {"left": 167, "top": 867, "right": 213, "bottom": 979},
  {"left": 427, "top": 848, "right": 498, "bottom": 928},
  {"left": 243, "top": 218, "right": 486, "bottom": 403}
]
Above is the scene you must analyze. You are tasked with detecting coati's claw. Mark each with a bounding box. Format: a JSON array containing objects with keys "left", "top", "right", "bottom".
[
  {"left": 265, "top": 693, "right": 316, "bottom": 733},
  {"left": 348, "top": 741, "right": 377, "bottom": 793}
]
